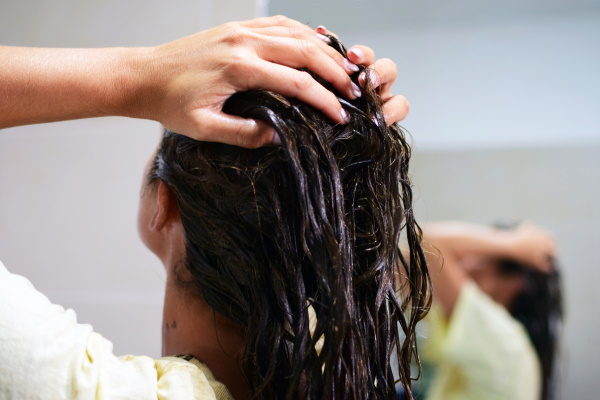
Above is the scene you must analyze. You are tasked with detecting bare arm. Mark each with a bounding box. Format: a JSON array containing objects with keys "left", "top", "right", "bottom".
[
  {"left": 0, "top": 46, "right": 142, "bottom": 129},
  {"left": 0, "top": 16, "right": 409, "bottom": 148},
  {"left": 423, "top": 221, "right": 555, "bottom": 318}
]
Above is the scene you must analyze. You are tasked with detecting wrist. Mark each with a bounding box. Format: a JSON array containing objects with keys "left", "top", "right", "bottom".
[{"left": 112, "top": 46, "right": 161, "bottom": 121}]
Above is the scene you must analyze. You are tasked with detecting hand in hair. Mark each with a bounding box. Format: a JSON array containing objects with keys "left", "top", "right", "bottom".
[
  {"left": 316, "top": 26, "right": 409, "bottom": 125},
  {"left": 142, "top": 17, "right": 409, "bottom": 147},
  {"left": 422, "top": 221, "right": 556, "bottom": 316},
  {"left": 0, "top": 15, "right": 409, "bottom": 149},
  {"left": 508, "top": 222, "right": 556, "bottom": 273}
]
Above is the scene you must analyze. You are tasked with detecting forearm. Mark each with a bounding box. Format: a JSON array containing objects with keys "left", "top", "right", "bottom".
[
  {"left": 424, "top": 221, "right": 516, "bottom": 262},
  {"left": 422, "top": 222, "right": 515, "bottom": 318},
  {"left": 0, "top": 46, "right": 151, "bottom": 128},
  {"left": 422, "top": 237, "right": 466, "bottom": 319}
]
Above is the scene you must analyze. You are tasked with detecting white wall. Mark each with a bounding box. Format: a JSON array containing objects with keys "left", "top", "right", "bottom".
[
  {"left": 0, "top": 0, "right": 260, "bottom": 358},
  {"left": 338, "top": 12, "right": 600, "bottom": 150}
]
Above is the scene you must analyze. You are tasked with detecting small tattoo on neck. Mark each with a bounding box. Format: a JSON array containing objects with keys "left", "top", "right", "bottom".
[{"left": 164, "top": 320, "right": 177, "bottom": 331}]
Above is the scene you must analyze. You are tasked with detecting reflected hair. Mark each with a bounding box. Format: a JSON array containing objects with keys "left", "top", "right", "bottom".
[
  {"left": 149, "top": 36, "right": 431, "bottom": 399},
  {"left": 496, "top": 223, "right": 563, "bottom": 400}
]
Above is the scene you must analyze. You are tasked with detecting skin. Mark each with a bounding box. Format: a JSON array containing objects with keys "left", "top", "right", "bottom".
[
  {"left": 422, "top": 221, "right": 556, "bottom": 318},
  {"left": 138, "top": 178, "right": 248, "bottom": 399},
  {"left": 0, "top": 15, "right": 408, "bottom": 148}
]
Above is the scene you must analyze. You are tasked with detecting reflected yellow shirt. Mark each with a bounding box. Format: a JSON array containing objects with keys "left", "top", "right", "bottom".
[
  {"left": 422, "top": 281, "right": 541, "bottom": 400},
  {"left": 0, "top": 261, "right": 233, "bottom": 400}
]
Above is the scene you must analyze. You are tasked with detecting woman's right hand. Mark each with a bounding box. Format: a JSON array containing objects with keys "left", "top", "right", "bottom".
[{"left": 132, "top": 16, "right": 362, "bottom": 148}]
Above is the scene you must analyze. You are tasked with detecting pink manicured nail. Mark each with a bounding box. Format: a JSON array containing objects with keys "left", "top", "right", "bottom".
[
  {"left": 358, "top": 71, "right": 366, "bottom": 86},
  {"left": 343, "top": 58, "right": 359, "bottom": 73},
  {"left": 351, "top": 82, "right": 362, "bottom": 98},
  {"left": 348, "top": 47, "right": 364, "bottom": 61},
  {"left": 367, "top": 69, "right": 379, "bottom": 87},
  {"left": 358, "top": 70, "right": 379, "bottom": 88},
  {"left": 340, "top": 108, "right": 350, "bottom": 123},
  {"left": 316, "top": 25, "right": 327, "bottom": 34},
  {"left": 316, "top": 33, "right": 331, "bottom": 43}
]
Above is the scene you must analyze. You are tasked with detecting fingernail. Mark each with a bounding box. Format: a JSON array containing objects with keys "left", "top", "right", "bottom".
[
  {"left": 351, "top": 82, "right": 362, "bottom": 98},
  {"left": 343, "top": 58, "right": 359, "bottom": 73},
  {"left": 340, "top": 108, "right": 350, "bottom": 123},
  {"left": 358, "top": 71, "right": 366, "bottom": 86},
  {"left": 316, "top": 25, "right": 327, "bottom": 34},
  {"left": 369, "top": 70, "right": 379, "bottom": 86},
  {"left": 316, "top": 33, "right": 331, "bottom": 44},
  {"left": 361, "top": 69, "right": 379, "bottom": 87},
  {"left": 348, "top": 47, "right": 363, "bottom": 61},
  {"left": 272, "top": 129, "right": 282, "bottom": 145}
]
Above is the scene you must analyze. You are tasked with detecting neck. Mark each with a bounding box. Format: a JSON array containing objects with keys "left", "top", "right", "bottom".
[{"left": 161, "top": 272, "right": 249, "bottom": 400}]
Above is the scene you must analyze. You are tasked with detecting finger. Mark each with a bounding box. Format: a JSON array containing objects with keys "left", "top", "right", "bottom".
[
  {"left": 382, "top": 95, "right": 410, "bottom": 125},
  {"left": 241, "top": 60, "right": 349, "bottom": 124},
  {"left": 251, "top": 27, "right": 360, "bottom": 76},
  {"left": 189, "top": 109, "right": 278, "bottom": 148},
  {"left": 359, "top": 58, "right": 397, "bottom": 94},
  {"left": 251, "top": 35, "right": 360, "bottom": 98},
  {"left": 346, "top": 45, "right": 375, "bottom": 66},
  {"left": 369, "top": 57, "right": 397, "bottom": 90},
  {"left": 241, "top": 15, "right": 314, "bottom": 32},
  {"left": 315, "top": 25, "right": 339, "bottom": 39}
]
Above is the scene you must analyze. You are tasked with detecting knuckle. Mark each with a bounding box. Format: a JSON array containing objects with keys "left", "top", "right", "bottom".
[
  {"left": 379, "top": 58, "right": 397, "bottom": 74},
  {"left": 224, "top": 25, "right": 249, "bottom": 45},
  {"left": 292, "top": 71, "right": 314, "bottom": 91},
  {"left": 298, "top": 39, "right": 317, "bottom": 57},
  {"left": 272, "top": 15, "right": 289, "bottom": 25},
  {"left": 226, "top": 50, "right": 251, "bottom": 76},
  {"left": 288, "top": 27, "right": 304, "bottom": 40}
]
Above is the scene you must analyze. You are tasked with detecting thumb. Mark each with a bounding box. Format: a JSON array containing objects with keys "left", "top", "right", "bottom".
[{"left": 187, "top": 109, "right": 279, "bottom": 148}]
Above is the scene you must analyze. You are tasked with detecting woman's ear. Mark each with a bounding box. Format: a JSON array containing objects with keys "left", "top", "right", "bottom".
[{"left": 150, "top": 181, "right": 179, "bottom": 232}]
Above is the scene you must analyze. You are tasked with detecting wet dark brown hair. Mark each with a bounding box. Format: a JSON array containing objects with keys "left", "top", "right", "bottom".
[{"left": 149, "top": 37, "right": 431, "bottom": 399}]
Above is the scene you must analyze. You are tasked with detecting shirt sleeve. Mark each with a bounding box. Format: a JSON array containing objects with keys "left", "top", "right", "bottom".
[
  {"left": 0, "top": 261, "right": 233, "bottom": 400},
  {"left": 434, "top": 280, "right": 541, "bottom": 400}
]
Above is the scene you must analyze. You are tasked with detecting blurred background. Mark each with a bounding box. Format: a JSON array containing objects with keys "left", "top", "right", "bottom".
[{"left": 0, "top": 0, "right": 598, "bottom": 398}]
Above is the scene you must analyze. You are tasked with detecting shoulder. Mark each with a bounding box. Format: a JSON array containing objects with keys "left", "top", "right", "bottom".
[
  {"left": 0, "top": 260, "right": 233, "bottom": 400},
  {"left": 111, "top": 354, "right": 234, "bottom": 400},
  {"left": 437, "top": 281, "right": 541, "bottom": 399}
]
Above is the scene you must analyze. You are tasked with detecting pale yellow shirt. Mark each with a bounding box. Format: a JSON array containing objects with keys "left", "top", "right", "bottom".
[
  {"left": 0, "top": 261, "right": 233, "bottom": 400},
  {"left": 421, "top": 281, "right": 541, "bottom": 400}
]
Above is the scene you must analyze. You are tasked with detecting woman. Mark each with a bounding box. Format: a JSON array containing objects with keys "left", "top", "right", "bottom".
[
  {"left": 0, "top": 21, "right": 429, "bottom": 399},
  {"left": 419, "top": 221, "right": 562, "bottom": 400}
]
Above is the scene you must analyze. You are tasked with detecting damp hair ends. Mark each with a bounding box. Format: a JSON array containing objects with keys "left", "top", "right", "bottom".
[{"left": 148, "top": 35, "right": 431, "bottom": 400}]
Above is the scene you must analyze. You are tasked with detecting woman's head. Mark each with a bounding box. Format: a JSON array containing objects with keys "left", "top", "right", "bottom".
[{"left": 139, "top": 37, "right": 430, "bottom": 399}]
